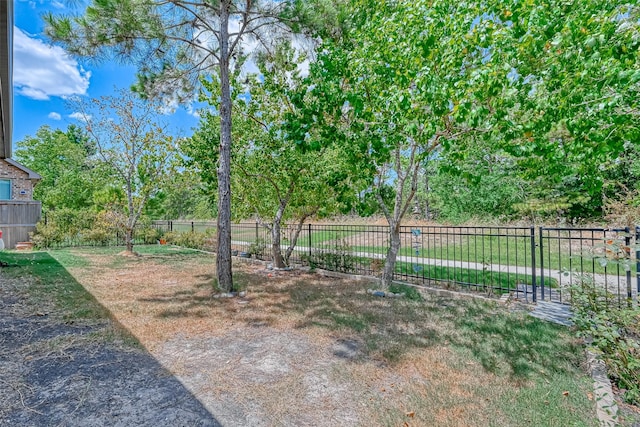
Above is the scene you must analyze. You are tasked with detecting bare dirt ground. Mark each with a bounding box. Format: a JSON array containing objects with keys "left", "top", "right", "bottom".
[{"left": 0, "top": 270, "right": 220, "bottom": 427}]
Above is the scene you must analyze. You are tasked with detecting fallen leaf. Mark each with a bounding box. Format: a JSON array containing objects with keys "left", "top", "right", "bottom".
[
  {"left": 562, "top": 391, "right": 569, "bottom": 397},
  {"left": 406, "top": 411, "right": 415, "bottom": 418},
  {"left": 587, "top": 392, "right": 593, "bottom": 401}
]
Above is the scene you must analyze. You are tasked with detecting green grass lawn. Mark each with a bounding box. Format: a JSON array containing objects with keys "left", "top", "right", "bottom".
[{"left": 394, "top": 261, "right": 549, "bottom": 292}]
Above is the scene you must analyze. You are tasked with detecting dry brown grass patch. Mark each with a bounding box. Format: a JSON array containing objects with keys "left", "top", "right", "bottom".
[{"left": 55, "top": 248, "right": 595, "bottom": 427}]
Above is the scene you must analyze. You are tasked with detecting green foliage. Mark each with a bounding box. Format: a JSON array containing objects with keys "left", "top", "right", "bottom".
[
  {"left": 136, "top": 226, "right": 161, "bottom": 245},
  {"left": 190, "top": 42, "right": 359, "bottom": 224},
  {"left": 571, "top": 279, "right": 640, "bottom": 405},
  {"left": 430, "top": 142, "right": 526, "bottom": 222},
  {"left": 354, "top": 185, "right": 395, "bottom": 217},
  {"left": 31, "top": 208, "right": 97, "bottom": 248},
  {"left": 31, "top": 208, "right": 162, "bottom": 248},
  {"left": 31, "top": 221, "right": 63, "bottom": 249},
  {"left": 306, "top": 239, "right": 359, "bottom": 273},
  {"left": 570, "top": 236, "right": 640, "bottom": 405},
  {"left": 461, "top": 1, "right": 640, "bottom": 218},
  {"left": 153, "top": 168, "right": 215, "bottom": 220},
  {"left": 15, "top": 125, "right": 102, "bottom": 211},
  {"left": 163, "top": 230, "right": 215, "bottom": 251},
  {"left": 247, "top": 238, "right": 267, "bottom": 258}
]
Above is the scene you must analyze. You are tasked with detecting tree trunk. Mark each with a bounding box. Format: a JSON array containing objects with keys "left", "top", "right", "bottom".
[
  {"left": 381, "top": 221, "right": 401, "bottom": 287},
  {"left": 424, "top": 171, "right": 431, "bottom": 220},
  {"left": 284, "top": 214, "right": 311, "bottom": 265},
  {"left": 125, "top": 227, "right": 134, "bottom": 253},
  {"left": 271, "top": 201, "right": 287, "bottom": 268},
  {"left": 216, "top": 0, "right": 234, "bottom": 292},
  {"left": 271, "top": 221, "right": 286, "bottom": 268}
]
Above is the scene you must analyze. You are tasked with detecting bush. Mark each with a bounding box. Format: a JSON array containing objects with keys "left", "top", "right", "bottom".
[
  {"left": 571, "top": 279, "right": 640, "bottom": 405},
  {"left": 164, "top": 230, "right": 208, "bottom": 250},
  {"left": 306, "top": 239, "right": 358, "bottom": 273},
  {"left": 247, "top": 238, "right": 266, "bottom": 258},
  {"left": 83, "top": 228, "right": 111, "bottom": 245},
  {"left": 31, "top": 208, "right": 98, "bottom": 248},
  {"left": 30, "top": 221, "right": 64, "bottom": 248},
  {"left": 136, "top": 227, "right": 160, "bottom": 244}
]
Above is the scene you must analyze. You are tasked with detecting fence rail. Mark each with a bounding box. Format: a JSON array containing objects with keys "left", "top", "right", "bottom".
[{"left": 151, "top": 220, "right": 639, "bottom": 307}]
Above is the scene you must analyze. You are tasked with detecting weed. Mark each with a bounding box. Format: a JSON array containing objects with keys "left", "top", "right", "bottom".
[{"left": 388, "top": 283, "right": 423, "bottom": 301}]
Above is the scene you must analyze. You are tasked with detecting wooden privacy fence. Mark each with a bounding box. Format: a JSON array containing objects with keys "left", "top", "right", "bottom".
[{"left": 0, "top": 201, "right": 42, "bottom": 249}]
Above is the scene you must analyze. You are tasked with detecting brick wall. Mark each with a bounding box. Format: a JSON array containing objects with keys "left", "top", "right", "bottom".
[{"left": 0, "top": 159, "right": 34, "bottom": 201}]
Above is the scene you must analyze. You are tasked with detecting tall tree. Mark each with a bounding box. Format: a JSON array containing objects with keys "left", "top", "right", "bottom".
[
  {"left": 454, "top": 1, "right": 640, "bottom": 218},
  {"left": 187, "top": 45, "right": 357, "bottom": 268},
  {"left": 428, "top": 138, "right": 527, "bottom": 222},
  {"left": 15, "top": 125, "right": 99, "bottom": 211},
  {"left": 158, "top": 168, "right": 216, "bottom": 220},
  {"left": 72, "top": 90, "right": 174, "bottom": 254},
  {"left": 298, "top": 0, "right": 489, "bottom": 287},
  {"left": 44, "top": 0, "right": 342, "bottom": 291}
]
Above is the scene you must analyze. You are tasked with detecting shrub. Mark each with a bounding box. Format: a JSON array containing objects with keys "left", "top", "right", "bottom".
[
  {"left": 31, "top": 208, "right": 98, "bottom": 248},
  {"left": 164, "top": 230, "right": 207, "bottom": 250},
  {"left": 30, "top": 221, "right": 64, "bottom": 248},
  {"left": 136, "top": 227, "right": 160, "bottom": 244},
  {"left": 306, "top": 239, "right": 358, "bottom": 273},
  {"left": 571, "top": 278, "right": 640, "bottom": 405},
  {"left": 247, "top": 238, "right": 266, "bottom": 258},
  {"left": 83, "top": 228, "right": 111, "bottom": 245}
]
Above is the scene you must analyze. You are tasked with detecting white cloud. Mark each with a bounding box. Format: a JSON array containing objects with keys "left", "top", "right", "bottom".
[
  {"left": 186, "top": 105, "right": 201, "bottom": 118},
  {"left": 69, "top": 112, "right": 91, "bottom": 122},
  {"left": 22, "top": 0, "right": 65, "bottom": 10},
  {"left": 13, "top": 27, "right": 91, "bottom": 100},
  {"left": 48, "top": 112, "right": 61, "bottom": 120}
]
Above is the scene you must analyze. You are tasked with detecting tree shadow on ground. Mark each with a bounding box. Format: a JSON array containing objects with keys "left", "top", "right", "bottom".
[
  {"left": 0, "top": 251, "right": 221, "bottom": 426},
  {"left": 445, "top": 301, "right": 584, "bottom": 380},
  {"left": 124, "top": 257, "right": 583, "bottom": 376}
]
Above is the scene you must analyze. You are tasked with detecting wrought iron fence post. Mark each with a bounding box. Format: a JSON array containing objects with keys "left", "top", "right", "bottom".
[
  {"left": 192, "top": 221, "right": 194, "bottom": 233},
  {"left": 636, "top": 226, "right": 640, "bottom": 301},
  {"left": 308, "top": 224, "right": 312, "bottom": 260},
  {"left": 539, "top": 227, "right": 545, "bottom": 302},
  {"left": 169, "top": 221, "right": 173, "bottom": 232},
  {"left": 255, "top": 221, "right": 259, "bottom": 243},
  {"left": 624, "top": 227, "right": 632, "bottom": 304},
  {"left": 530, "top": 227, "right": 537, "bottom": 302}
]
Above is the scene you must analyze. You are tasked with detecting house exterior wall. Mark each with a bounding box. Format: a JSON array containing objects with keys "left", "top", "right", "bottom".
[{"left": 0, "top": 158, "right": 34, "bottom": 201}]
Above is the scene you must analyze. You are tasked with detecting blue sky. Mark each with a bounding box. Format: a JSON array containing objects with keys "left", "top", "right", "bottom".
[{"left": 13, "top": 0, "right": 202, "bottom": 148}]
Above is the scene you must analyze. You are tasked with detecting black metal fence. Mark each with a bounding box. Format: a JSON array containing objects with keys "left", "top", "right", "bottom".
[{"left": 152, "top": 220, "right": 640, "bottom": 306}]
